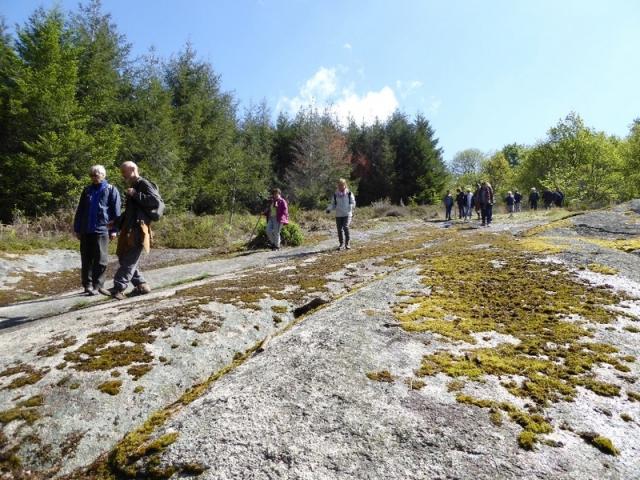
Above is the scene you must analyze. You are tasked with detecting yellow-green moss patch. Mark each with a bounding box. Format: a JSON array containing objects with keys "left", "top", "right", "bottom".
[
  {"left": 98, "top": 380, "right": 123, "bottom": 396},
  {"left": 127, "top": 364, "right": 153, "bottom": 381},
  {"left": 627, "top": 390, "right": 640, "bottom": 402},
  {"left": 366, "top": 370, "right": 394, "bottom": 383},
  {"left": 620, "top": 413, "right": 633, "bottom": 422},
  {"left": 579, "top": 432, "right": 619, "bottom": 455},
  {"left": 587, "top": 263, "right": 619, "bottom": 275}
]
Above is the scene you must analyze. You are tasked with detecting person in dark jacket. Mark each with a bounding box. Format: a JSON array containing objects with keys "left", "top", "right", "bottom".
[
  {"left": 505, "top": 191, "right": 515, "bottom": 218},
  {"left": 478, "top": 181, "right": 494, "bottom": 226},
  {"left": 74, "top": 165, "right": 121, "bottom": 295},
  {"left": 443, "top": 190, "right": 454, "bottom": 221},
  {"left": 473, "top": 183, "right": 482, "bottom": 219},
  {"left": 542, "top": 188, "right": 554, "bottom": 209},
  {"left": 513, "top": 190, "right": 522, "bottom": 212},
  {"left": 554, "top": 188, "right": 564, "bottom": 207},
  {"left": 456, "top": 188, "right": 465, "bottom": 219},
  {"left": 529, "top": 188, "right": 539, "bottom": 211},
  {"left": 105, "top": 161, "right": 162, "bottom": 300}
]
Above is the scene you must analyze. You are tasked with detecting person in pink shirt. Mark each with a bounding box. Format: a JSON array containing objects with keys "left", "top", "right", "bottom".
[{"left": 264, "top": 188, "right": 289, "bottom": 250}]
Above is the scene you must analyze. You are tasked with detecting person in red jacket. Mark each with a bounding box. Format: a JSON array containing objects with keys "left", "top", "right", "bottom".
[{"left": 264, "top": 188, "right": 289, "bottom": 250}]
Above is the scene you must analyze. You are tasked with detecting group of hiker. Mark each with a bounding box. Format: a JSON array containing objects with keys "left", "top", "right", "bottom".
[
  {"left": 74, "top": 163, "right": 355, "bottom": 299},
  {"left": 444, "top": 184, "right": 565, "bottom": 225}
]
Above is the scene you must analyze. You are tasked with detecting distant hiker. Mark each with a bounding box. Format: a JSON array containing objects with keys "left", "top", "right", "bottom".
[
  {"left": 104, "top": 161, "right": 163, "bottom": 300},
  {"left": 505, "top": 191, "right": 515, "bottom": 217},
  {"left": 478, "top": 181, "right": 494, "bottom": 226},
  {"left": 443, "top": 190, "right": 454, "bottom": 221},
  {"left": 326, "top": 178, "right": 356, "bottom": 250},
  {"left": 464, "top": 187, "right": 474, "bottom": 222},
  {"left": 264, "top": 188, "right": 289, "bottom": 251},
  {"left": 473, "top": 183, "right": 482, "bottom": 219},
  {"left": 554, "top": 188, "right": 564, "bottom": 207},
  {"left": 73, "top": 165, "right": 121, "bottom": 296},
  {"left": 514, "top": 190, "right": 522, "bottom": 212},
  {"left": 529, "top": 188, "right": 539, "bottom": 211},
  {"left": 456, "top": 188, "right": 466, "bottom": 219},
  {"left": 542, "top": 188, "right": 554, "bottom": 209}
]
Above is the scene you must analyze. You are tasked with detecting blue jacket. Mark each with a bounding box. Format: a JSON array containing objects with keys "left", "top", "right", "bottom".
[{"left": 74, "top": 181, "right": 121, "bottom": 235}]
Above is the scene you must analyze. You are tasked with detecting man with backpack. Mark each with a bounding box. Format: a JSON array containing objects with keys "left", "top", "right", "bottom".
[{"left": 102, "top": 161, "right": 164, "bottom": 300}]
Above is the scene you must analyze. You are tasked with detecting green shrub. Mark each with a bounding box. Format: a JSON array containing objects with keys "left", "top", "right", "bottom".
[{"left": 248, "top": 220, "right": 304, "bottom": 248}]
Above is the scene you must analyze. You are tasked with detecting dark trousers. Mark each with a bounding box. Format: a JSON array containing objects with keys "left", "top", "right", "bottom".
[
  {"left": 458, "top": 205, "right": 464, "bottom": 219},
  {"left": 336, "top": 216, "right": 350, "bottom": 246},
  {"left": 80, "top": 233, "right": 109, "bottom": 289},
  {"left": 445, "top": 205, "right": 453, "bottom": 220},
  {"left": 114, "top": 245, "right": 146, "bottom": 292},
  {"left": 530, "top": 201, "right": 538, "bottom": 211},
  {"left": 481, "top": 204, "right": 493, "bottom": 224}
]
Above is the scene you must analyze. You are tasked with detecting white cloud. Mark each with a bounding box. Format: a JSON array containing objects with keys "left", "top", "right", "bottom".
[
  {"left": 428, "top": 97, "right": 442, "bottom": 115},
  {"left": 278, "top": 67, "right": 399, "bottom": 125},
  {"left": 395, "top": 80, "right": 423, "bottom": 99},
  {"left": 343, "top": 43, "right": 352, "bottom": 50}
]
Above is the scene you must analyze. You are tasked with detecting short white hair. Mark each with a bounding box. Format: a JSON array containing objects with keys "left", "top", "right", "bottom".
[{"left": 90, "top": 165, "right": 106, "bottom": 177}]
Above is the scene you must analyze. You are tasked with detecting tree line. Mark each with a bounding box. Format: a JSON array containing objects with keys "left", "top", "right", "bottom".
[
  {"left": 450, "top": 112, "right": 640, "bottom": 206},
  {"left": 0, "top": 1, "right": 446, "bottom": 223}
]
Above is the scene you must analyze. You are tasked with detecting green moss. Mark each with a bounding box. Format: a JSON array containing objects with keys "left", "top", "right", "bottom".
[
  {"left": 0, "top": 396, "right": 42, "bottom": 425},
  {"left": 621, "top": 355, "right": 636, "bottom": 363},
  {"left": 0, "top": 364, "right": 48, "bottom": 390},
  {"left": 69, "top": 382, "right": 80, "bottom": 390},
  {"left": 579, "top": 432, "right": 619, "bottom": 455},
  {"left": 405, "top": 378, "right": 426, "bottom": 390},
  {"left": 620, "top": 413, "right": 632, "bottom": 422},
  {"left": 623, "top": 326, "right": 640, "bottom": 333},
  {"left": 18, "top": 395, "right": 43, "bottom": 408},
  {"left": 517, "top": 431, "right": 538, "bottom": 450},
  {"left": 627, "top": 390, "right": 640, "bottom": 402},
  {"left": 271, "top": 305, "right": 288, "bottom": 314},
  {"left": 127, "top": 364, "right": 153, "bottom": 381},
  {"left": 366, "top": 370, "right": 394, "bottom": 383},
  {"left": 134, "top": 386, "right": 145, "bottom": 394},
  {"left": 587, "top": 263, "right": 619, "bottom": 275},
  {"left": 98, "top": 380, "right": 123, "bottom": 396},
  {"left": 36, "top": 335, "right": 77, "bottom": 357},
  {"left": 111, "top": 370, "right": 121, "bottom": 377},
  {"left": 447, "top": 379, "right": 465, "bottom": 392},
  {"left": 490, "top": 410, "right": 503, "bottom": 426}
]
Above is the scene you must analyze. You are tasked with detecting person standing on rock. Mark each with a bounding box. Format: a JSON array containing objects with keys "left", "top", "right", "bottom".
[
  {"left": 103, "top": 161, "right": 163, "bottom": 300},
  {"left": 464, "top": 187, "right": 474, "bottom": 222},
  {"left": 514, "top": 190, "right": 522, "bottom": 213},
  {"left": 73, "top": 165, "right": 121, "bottom": 296},
  {"left": 478, "top": 181, "right": 494, "bottom": 226},
  {"left": 529, "top": 187, "right": 539, "bottom": 211},
  {"left": 326, "top": 178, "right": 356, "bottom": 250},
  {"left": 443, "top": 190, "right": 454, "bottom": 221},
  {"left": 505, "top": 191, "right": 515, "bottom": 218},
  {"left": 264, "top": 188, "right": 289, "bottom": 251},
  {"left": 456, "top": 188, "right": 465, "bottom": 219}
]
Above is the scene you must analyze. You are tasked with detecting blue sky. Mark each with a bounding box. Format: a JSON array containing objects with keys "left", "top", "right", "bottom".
[{"left": 2, "top": 0, "right": 639, "bottom": 160}]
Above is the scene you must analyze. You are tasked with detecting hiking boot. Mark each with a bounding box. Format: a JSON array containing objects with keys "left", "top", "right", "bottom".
[
  {"left": 135, "top": 283, "right": 151, "bottom": 295},
  {"left": 345, "top": 244, "right": 351, "bottom": 250},
  {"left": 336, "top": 244, "right": 343, "bottom": 251},
  {"left": 108, "top": 288, "right": 125, "bottom": 300},
  {"left": 97, "top": 287, "right": 111, "bottom": 297},
  {"left": 84, "top": 287, "right": 96, "bottom": 296}
]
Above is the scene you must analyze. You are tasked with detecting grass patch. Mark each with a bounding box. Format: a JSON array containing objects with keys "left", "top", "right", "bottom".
[{"left": 579, "top": 432, "right": 619, "bottom": 455}]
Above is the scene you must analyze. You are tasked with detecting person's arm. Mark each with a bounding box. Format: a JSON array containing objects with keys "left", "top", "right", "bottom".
[
  {"left": 108, "top": 187, "right": 121, "bottom": 236},
  {"left": 349, "top": 192, "right": 356, "bottom": 215},
  {"left": 73, "top": 188, "right": 85, "bottom": 238}
]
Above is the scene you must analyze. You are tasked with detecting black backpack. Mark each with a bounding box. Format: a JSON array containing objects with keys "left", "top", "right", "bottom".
[{"left": 141, "top": 180, "right": 165, "bottom": 221}]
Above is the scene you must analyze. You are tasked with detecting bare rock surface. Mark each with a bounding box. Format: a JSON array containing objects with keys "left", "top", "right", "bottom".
[{"left": 1, "top": 208, "right": 640, "bottom": 479}]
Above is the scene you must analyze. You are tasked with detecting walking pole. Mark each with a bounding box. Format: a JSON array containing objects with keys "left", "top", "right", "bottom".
[{"left": 247, "top": 214, "right": 262, "bottom": 246}]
